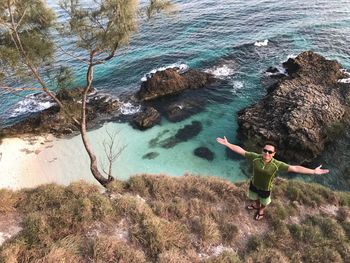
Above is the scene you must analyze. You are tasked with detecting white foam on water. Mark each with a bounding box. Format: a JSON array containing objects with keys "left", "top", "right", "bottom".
[
  {"left": 340, "top": 69, "right": 350, "bottom": 76},
  {"left": 254, "top": 39, "right": 269, "bottom": 47},
  {"left": 287, "top": 54, "right": 297, "bottom": 59},
  {"left": 9, "top": 93, "right": 55, "bottom": 118},
  {"left": 264, "top": 65, "right": 287, "bottom": 76},
  {"left": 120, "top": 102, "right": 141, "bottom": 115},
  {"left": 205, "top": 65, "right": 235, "bottom": 79},
  {"left": 337, "top": 78, "right": 350, "bottom": 83},
  {"left": 141, "top": 63, "right": 189, "bottom": 82},
  {"left": 231, "top": 81, "right": 244, "bottom": 95}
]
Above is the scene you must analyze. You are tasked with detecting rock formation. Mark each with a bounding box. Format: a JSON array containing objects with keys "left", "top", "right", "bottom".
[
  {"left": 237, "top": 51, "right": 350, "bottom": 163},
  {"left": 1, "top": 88, "right": 121, "bottom": 137},
  {"left": 132, "top": 107, "right": 161, "bottom": 130},
  {"left": 136, "top": 68, "right": 214, "bottom": 101}
]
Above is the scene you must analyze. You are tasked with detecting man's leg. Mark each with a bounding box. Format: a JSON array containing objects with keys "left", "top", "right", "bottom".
[
  {"left": 255, "top": 195, "right": 271, "bottom": 220},
  {"left": 246, "top": 189, "right": 260, "bottom": 209}
]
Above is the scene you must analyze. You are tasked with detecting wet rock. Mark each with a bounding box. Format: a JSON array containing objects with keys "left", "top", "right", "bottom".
[
  {"left": 2, "top": 89, "right": 122, "bottom": 137},
  {"left": 132, "top": 107, "right": 161, "bottom": 130},
  {"left": 136, "top": 68, "right": 214, "bottom": 101},
  {"left": 165, "top": 99, "right": 205, "bottom": 122},
  {"left": 194, "top": 147, "right": 214, "bottom": 161},
  {"left": 237, "top": 51, "right": 350, "bottom": 163}
]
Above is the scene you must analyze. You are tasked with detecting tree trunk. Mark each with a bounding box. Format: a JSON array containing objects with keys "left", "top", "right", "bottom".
[{"left": 80, "top": 64, "right": 113, "bottom": 187}]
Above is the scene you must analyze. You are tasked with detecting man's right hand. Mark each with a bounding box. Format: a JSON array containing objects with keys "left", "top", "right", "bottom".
[{"left": 216, "top": 136, "right": 228, "bottom": 146}]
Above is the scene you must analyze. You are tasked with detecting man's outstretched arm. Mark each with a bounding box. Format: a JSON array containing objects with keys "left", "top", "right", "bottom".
[
  {"left": 216, "top": 136, "right": 246, "bottom": 157},
  {"left": 288, "top": 164, "right": 329, "bottom": 175}
]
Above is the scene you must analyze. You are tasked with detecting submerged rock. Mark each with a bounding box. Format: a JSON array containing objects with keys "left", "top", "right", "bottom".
[
  {"left": 175, "top": 121, "right": 203, "bottom": 142},
  {"left": 142, "top": 152, "right": 159, "bottom": 160},
  {"left": 194, "top": 147, "right": 214, "bottom": 161},
  {"left": 237, "top": 51, "right": 350, "bottom": 163},
  {"left": 165, "top": 99, "right": 205, "bottom": 122}
]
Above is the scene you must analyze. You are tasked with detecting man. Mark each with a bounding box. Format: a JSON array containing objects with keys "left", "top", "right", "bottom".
[{"left": 216, "top": 136, "right": 329, "bottom": 220}]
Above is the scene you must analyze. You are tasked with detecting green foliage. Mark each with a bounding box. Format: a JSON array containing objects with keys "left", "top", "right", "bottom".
[
  {"left": 59, "top": 0, "right": 138, "bottom": 57},
  {"left": 52, "top": 66, "right": 74, "bottom": 91},
  {"left": 0, "top": 0, "right": 55, "bottom": 76},
  {"left": 146, "top": 0, "right": 173, "bottom": 18}
]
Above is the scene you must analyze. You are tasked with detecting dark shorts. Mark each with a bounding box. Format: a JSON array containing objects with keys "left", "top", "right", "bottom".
[{"left": 249, "top": 181, "right": 271, "bottom": 199}]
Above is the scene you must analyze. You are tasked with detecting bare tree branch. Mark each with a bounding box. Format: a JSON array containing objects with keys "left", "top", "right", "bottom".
[{"left": 101, "top": 128, "right": 126, "bottom": 179}]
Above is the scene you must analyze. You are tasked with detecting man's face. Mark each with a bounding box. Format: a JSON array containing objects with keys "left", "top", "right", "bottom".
[{"left": 262, "top": 144, "right": 276, "bottom": 162}]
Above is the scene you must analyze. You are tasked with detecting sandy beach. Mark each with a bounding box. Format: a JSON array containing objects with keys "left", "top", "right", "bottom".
[{"left": 0, "top": 133, "right": 99, "bottom": 189}]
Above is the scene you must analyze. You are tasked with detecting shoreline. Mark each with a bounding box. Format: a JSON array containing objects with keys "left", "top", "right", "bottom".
[
  {"left": 0, "top": 114, "right": 246, "bottom": 190},
  {"left": 0, "top": 134, "right": 99, "bottom": 190}
]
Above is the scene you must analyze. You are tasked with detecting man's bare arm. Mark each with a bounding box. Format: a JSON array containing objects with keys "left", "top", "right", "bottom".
[{"left": 216, "top": 136, "right": 246, "bottom": 157}]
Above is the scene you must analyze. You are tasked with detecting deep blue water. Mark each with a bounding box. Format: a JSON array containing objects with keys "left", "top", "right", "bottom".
[{"left": 1, "top": 0, "right": 350, "bottom": 190}]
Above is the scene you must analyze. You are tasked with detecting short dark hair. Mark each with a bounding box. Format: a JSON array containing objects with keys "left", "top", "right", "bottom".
[{"left": 264, "top": 141, "right": 277, "bottom": 152}]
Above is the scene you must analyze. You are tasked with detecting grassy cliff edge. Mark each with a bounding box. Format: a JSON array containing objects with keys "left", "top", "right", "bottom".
[{"left": 0, "top": 175, "right": 349, "bottom": 262}]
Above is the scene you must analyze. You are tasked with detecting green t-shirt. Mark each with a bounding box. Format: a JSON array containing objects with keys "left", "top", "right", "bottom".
[{"left": 245, "top": 151, "right": 289, "bottom": 191}]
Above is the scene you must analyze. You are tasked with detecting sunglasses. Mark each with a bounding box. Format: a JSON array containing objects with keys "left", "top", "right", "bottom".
[{"left": 263, "top": 149, "right": 275, "bottom": 154}]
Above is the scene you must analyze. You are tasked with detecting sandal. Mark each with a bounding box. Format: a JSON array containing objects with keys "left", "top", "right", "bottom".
[
  {"left": 246, "top": 204, "right": 259, "bottom": 210},
  {"left": 255, "top": 211, "right": 264, "bottom": 221}
]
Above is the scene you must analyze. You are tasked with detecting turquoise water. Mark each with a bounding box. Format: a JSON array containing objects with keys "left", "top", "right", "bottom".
[{"left": 1, "top": 0, "right": 350, "bottom": 190}]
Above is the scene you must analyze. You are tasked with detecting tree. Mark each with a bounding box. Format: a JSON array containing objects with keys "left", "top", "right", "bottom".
[{"left": 0, "top": 0, "right": 172, "bottom": 187}]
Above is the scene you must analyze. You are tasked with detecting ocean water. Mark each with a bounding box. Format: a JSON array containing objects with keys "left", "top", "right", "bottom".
[{"left": 1, "top": 0, "right": 350, "bottom": 190}]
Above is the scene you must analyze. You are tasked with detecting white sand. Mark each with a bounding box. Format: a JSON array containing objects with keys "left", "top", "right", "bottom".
[
  {"left": 0, "top": 134, "right": 98, "bottom": 189},
  {"left": 0, "top": 116, "right": 245, "bottom": 190}
]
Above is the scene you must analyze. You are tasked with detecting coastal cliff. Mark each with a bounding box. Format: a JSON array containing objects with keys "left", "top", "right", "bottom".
[{"left": 1, "top": 174, "right": 349, "bottom": 262}]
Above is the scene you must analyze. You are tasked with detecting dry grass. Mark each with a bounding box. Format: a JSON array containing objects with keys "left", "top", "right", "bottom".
[
  {"left": 0, "top": 175, "right": 350, "bottom": 262},
  {"left": 0, "top": 189, "right": 22, "bottom": 213}
]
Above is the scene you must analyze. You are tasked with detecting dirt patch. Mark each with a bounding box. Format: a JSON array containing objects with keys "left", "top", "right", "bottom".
[{"left": 0, "top": 213, "right": 22, "bottom": 246}]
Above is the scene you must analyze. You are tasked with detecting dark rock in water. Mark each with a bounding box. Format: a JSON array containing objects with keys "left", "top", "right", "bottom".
[
  {"left": 165, "top": 99, "right": 205, "bottom": 122},
  {"left": 194, "top": 147, "right": 214, "bottom": 161},
  {"left": 147, "top": 121, "right": 202, "bottom": 149},
  {"left": 142, "top": 152, "right": 159, "bottom": 159},
  {"left": 175, "top": 121, "right": 203, "bottom": 142},
  {"left": 225, "top": 147, "right": 245, "bottom": 161},
  {"left": 136, "top": 68, "right": 215, "bottom": 101},
  {"left": 266, "top": 66, "right": 279, "bottom": 74},
  {"left": 159, "top": 137, "right": 178, "bottom": 149},
  {"left": 237, "top": 51, "right": 350, "bottom": 164},
  {"left": 282, "top": 57, "right": 300, "bottom": 75},
  {"left": 132, "top": 107, "right": 161, "bottom": 130}
]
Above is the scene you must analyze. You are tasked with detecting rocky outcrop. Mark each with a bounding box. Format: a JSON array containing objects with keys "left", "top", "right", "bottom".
[
  {"left": 132, "top": 107, "right": 161, "bottom": 130},
  {"left": 2, "top": 89, "right": 121, "bottom": 137},
  {"left": 237, "top": 51, "right": 350, "bottom": 163},
  {"left": 136, "top": 68, "right": 214, "bottom": 101}
]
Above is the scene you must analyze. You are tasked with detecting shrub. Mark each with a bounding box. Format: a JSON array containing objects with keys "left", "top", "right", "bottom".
[
  {"left": 205, "top": 251, "right": 242, "bottom": 263},
  {"left": 191, "top": 215, "right": 221, "bottom": 245},
  {"left": 0, "top": 189, "right": 22, "bottom": 213},
  {"left": 87, "top": 237, "right": 146, "bottom": 263}
]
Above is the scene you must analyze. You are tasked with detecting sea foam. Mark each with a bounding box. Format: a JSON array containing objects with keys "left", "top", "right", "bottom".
[
  {"left": 141, "top": 63, "right": 189, "bottom": 82},
  {"left": 9, "top": 93, "right": 55, "bottom": 118},
  {"left": 254, "top": 39, "right": 269, "bottom": 47},
  {"left": 205, "top": 65, "right": 235, "bottom": 79},
  {"left": 120, "top": 102, "right": 141, "bottom": 115}
]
